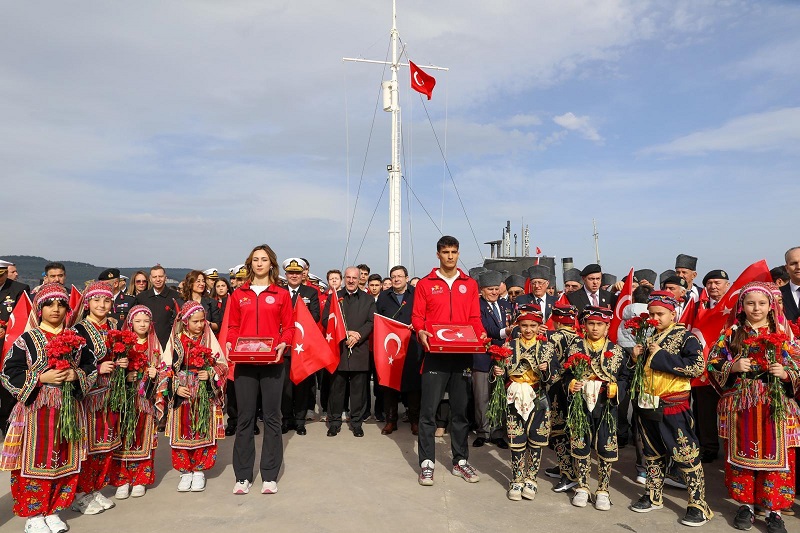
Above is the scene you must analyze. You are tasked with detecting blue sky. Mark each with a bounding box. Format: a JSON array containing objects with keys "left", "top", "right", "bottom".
[{"left": 1, "top": 1, "right": 798, "bottom": 284}]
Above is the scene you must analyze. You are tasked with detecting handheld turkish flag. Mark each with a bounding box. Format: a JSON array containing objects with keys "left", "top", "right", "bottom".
[
  {"left": 2, "top": 293, "right": 32, "bottom": 354},
  {"left": 324, "top": 292, "right": 346, "bottom": 373},
  {"left": 409, "top": 61, "right": 435, "bottom": 100},
  {"left": 290, "top": 297, "right": 336, "bottom": 385},
  {"left": 679, "top": 297, "right": 697, "bottom": 329},
  {"left": 536, "top": 246, "right": 542, "bottom": 255},
  {"left": 609, "top": 267, "right": 634, "bottom": 343},
  {"left": 373, "top": 314, "right": 411, "bottom": 391},
  {"left": 544, "top": 292, "right": 571, "bottom": 331},
  {"left": 690, "top": 260, "right": 771, "bottom": 387}
]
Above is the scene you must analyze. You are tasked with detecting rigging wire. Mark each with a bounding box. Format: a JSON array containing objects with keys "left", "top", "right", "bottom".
[
  {"left": 341, "top": 39, "right": 392, "bottom": 270},
  {"left": 353, "top": 178, "right": 389, "bottom": 263}
]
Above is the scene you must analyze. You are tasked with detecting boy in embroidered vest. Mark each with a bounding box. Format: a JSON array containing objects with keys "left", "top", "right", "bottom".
[
  {"left": 544, "top": 302, "right": 582, "bottom": 493},
  {"left": 629, "top": 290, "right": 713, "bottom": 527},
  {"left": 1, "top": 283, "right": 97, "bottom": 533},
  {"left": 564, "top": 305, "right": 626, "bottom": 511},
  {"left": 495, "top": 304, "right": 559, "bottom": 501}
]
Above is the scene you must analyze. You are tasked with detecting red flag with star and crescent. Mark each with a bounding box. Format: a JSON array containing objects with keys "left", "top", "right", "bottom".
[
  {"left": 2, "top": 292, "right": 32, "bottom": 354},
  {"left": 373, "top": 314, "right": 412, "bottom": 391},
  {"left": 323, "top": 292, "right": 346, "bottom": 371},
  {"left": 290, "top": 297, "right": 336, "bottom": 385},
  {"left": 689, "top": 260, "right": 771, "bottom": 387},
  {"left": 409, "top": 61, "right": 436, "bottom": 100},
  {"left": 609, "top": 267, "right": 634, "bottom": 343}
]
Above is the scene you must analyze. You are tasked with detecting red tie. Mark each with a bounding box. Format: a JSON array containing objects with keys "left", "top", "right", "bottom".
[{"left": 591, "top": 293, "right": 598, "bottom": 307}]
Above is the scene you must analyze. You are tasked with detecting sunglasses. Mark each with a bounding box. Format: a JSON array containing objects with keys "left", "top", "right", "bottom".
[{"left": 135, "top": 280, "right": 148, "bottom": 284}]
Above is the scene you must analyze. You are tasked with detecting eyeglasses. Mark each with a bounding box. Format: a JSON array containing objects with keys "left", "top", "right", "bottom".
[
  {"left": 530, "top": 280, "right": 548, "bottom": 286},
  {"left": 135, "top": 280, "right": 148, "bottom": 284},
  {"left": 507, "top": 289, "right": 524, "bottom": 296}
]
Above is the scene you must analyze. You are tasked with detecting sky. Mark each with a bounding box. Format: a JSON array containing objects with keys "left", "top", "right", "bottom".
[{"left": 1, "top": 0, "right": 798, "bottom": 283}]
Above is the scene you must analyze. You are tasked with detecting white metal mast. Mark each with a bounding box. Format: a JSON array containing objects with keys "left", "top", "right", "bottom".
[
  {"left": 593, "top": 218, "right": 601, "bottom": 267},
  {"left": 343, "top": 0, "right": 448, "bottom": 269}
]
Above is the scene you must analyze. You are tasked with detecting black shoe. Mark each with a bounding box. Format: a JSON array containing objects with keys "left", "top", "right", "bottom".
[
  {"left": 552, "top": 476, "right": 578, "bottom": 493},
  {"left": 281, "top": 424, "right": 290, "bottom": 435},
  {"left": 472, "top": 437, "right": 486, "bottom": 448},
  {"left": 253, "top": 423, "right": 260, "bottom": 435},
  {"left": 766, "top": 512, "right": 787, "bottom": 533},
  {"left": 680, "top": 507, "right": 709, "bottom": 527},
  {"left": 544, "top": 466, "right": 561, "bottom": 479},
  {"left": 353, "top": 427, "right": 364, "bottom": 437},
  {"left": 375, "top": 414, "right": 386, "bottom": 423},
  {"left": 327, "top": 426, "right": 340, "bottom": 437},
  {"left": 224, "top": 426, "right": 236, "bottom": 436},
  {"left": 733, "top": 505, "right": 754, "bottom": 530},
  {"left": 492, "top": 438, "right": 509, "bottom": 449},
  {"left": 630, "top": 494, "right": 663, "bottom": 513},
  {"left": 296, "top": 426, "right": 307, "bottom": 436},
  {"left": 618, "top": 438, "right": 628, "bottom": 449},
  {"left": 701, "top": 451, "right": 718, "bottom": 463}
]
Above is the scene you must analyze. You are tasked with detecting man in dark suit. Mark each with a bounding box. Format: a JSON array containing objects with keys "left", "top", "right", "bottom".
[
  {"left": 375, "top": 265, "right": 421, "bottom": 435},
  {"left": 516, "top": 265, "right": 556, "bottom": 321},
  {"left": 781, "top": 246, "right": 800, "bottom": 322},
  {"left": 0, "top": 259, "right": 31, "bottom": 433},
  {"left": 133, "top": 264, "right": 183, "bottom": 348},
  {"left": 98, "top": 268, "right": 136, "bottom": 324},
  {"left": 567, "top": 264, "right": 615, "bottom": 312},
  {"left": 321, "top": 266, "right": 375, "bottom": 437},
  {"left": 281, "top": 258, "right": 320, "bottom": 435},
  {"left": 473, "top": 270, "right": 511, "bottom": 449}
]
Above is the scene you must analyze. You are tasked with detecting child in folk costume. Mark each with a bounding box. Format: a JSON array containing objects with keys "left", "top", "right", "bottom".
[
  {"left": 108, "top": 305, "right": 164, "bottom": 500},
  {"left": 493, "top": 304, "right": 559, "bottom": 501},
  {"left": 629, "top": 291, "right": 713, "bottom": 527},
  {"left": 162, "top": 301, "right": 227, "bottom": 492},
  {"left": 72, "top": 281, "right": 122, "bottom": 515},
  {"left": 0, "top": 283, "right": 97, "bottom": 533},
  {"left": 563, "top": 305, "right": 627, "bottom": 511},
  {"left": 708, "top": 282, "right": 799, "bottom": 533},
  {"left": 544, "top": 302, "right": 582, "bottom": 493}
]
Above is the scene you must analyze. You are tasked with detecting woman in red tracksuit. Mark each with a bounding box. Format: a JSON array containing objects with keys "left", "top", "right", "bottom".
[{"left": 226, "top": 244, "right": 294, "bottom": 496}]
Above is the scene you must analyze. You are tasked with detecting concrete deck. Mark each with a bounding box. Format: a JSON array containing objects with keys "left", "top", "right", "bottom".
[{"left": 0, "top": 418, "right": 797, "bottom": 532}]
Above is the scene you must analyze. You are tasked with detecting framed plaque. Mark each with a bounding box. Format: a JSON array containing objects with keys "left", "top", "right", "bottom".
[
  {"left": 427, "top": 324, "right": 485, "bottom": 353},
  {"left": 228, "top": 337, "right": 282, "bottom": 364}
]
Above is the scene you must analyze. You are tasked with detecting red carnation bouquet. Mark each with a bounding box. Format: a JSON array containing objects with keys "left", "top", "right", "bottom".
[
  {"left": 45, "top": 329, "right": 86, "bottom": 442},
  {"left": 105, "top": 330, "right": 139, "bottom": 412},
  {"left": 120, "top": 340, "right": 152, "bottom": 446},
  {"left": 487, "top": 344, "right": 512, "bottom": 427},
  {"left": 186, "top": 341, "right": 216, "bottom": 437},
  {"left": 741, "top": 331, "right": 791, "bottom": 421},
  {"left": 564, "top": 352, "right": 592, "bottom": 441},
  {"left": 625, "top": 313, "right": 659, "bottom": 400}
]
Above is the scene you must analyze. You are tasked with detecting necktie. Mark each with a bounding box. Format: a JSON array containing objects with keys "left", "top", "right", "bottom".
[
  {"left": 291, "top": 289, "right": 297, "bottom": 300},
  {"left": 591, "top": 293, "right": 598, "bottom": 307},
  {"left": 493, "top": 302, "right": 502, "bottom": 323}
]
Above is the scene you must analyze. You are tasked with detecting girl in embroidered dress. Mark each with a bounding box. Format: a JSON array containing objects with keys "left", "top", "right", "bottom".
[
  {"left": 108, "top": 305, "right": 163, "bottom": 500},
  {"left": 563, "top": 305, "right": 627, "bottom": 511},
  {"left": 708, "top": 282, "right": 799, "bottom": 533},
  {"left": 72, "top": 281, "right": 123, "bottom": 515},
  {"left": 493, "top": 304, "right": 558, "bottom": 501},
  {"left": 1, "top": 283, "right": 97, "bottom": 533},
  {"left": 162, "top": 301, "right": 227, "bottom": 492}
]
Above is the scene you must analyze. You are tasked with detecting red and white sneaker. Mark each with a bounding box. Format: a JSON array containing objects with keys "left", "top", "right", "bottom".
[{"left": 452, "top": 460, "right": 480, "bottom": 483}]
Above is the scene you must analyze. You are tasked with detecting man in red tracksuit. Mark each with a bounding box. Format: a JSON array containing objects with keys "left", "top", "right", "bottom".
[{"left": 412, "top": 235, "right": 487, "bottom": 486}]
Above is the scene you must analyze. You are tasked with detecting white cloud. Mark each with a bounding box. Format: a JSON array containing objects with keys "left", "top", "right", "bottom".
[
  {"left": 640, "top": 107, "right": 800, "bottom": 156},
  {"left": 553, "top": 112, "right": 603, "bottom": 142}
]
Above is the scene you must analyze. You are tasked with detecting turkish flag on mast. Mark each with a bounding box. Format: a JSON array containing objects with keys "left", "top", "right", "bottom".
[
  {"left": 689, "top": 260, "right": 771, "bottom": 387},
  {"left": 290, "top": 298, "right": 337, "bottom": 385},
  {"left": 409, "top": 61, "right": 436, "bottom": 100},
  {"left": 2, "top": 293, "right": 32, "bottom": 354},
  {"left": 609, "top": 267, "right": 634, "bottom": 343},
  {"left": 373, "top": 314, "right": 412, "bottom": 391}
]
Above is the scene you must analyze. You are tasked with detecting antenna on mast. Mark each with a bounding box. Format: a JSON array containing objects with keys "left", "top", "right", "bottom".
[{"left": 593, "top": 218, "right": 601, "bottom": 267}]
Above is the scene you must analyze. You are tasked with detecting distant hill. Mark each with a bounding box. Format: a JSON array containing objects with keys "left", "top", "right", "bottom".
[{"left": 4, "top": 255, "right": 194, "bottom": 289}]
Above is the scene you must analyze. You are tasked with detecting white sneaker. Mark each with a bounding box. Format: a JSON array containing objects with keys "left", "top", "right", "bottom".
[
  {"left": 191, "top": 471, "right": 206, "bottom": 492},
  {"left": 664, "top": 475, "right": 687, "bottom": 489},
  {"left": 635, "top": 471, "right": 646, "bottom": 485},
  {"left": 71, "top": 493, "right": 104, "bottom": 515},
  {"left": 595, "top": 492, "right": 611, "bottom": 511},
  {"left": 24, "top": 517, "right": 50, "bottom": 533},
  {"left": 177, "top": 473, "right": 193, "bottom": 492},
  {"left": 320, "top": 412, "right": 328, "bottom": 422},
  {"left": 233, "top": 480, "right": 252, "bottom": 495},
  {"left": 114, "top": 484, "right": 131, "bottom": 500},
  {"left": 572, "top": 488, "right": 589, "bottom": 507},
  {"left": 44, "top": 514, "right": 68, "bottom": 533},
  {"left": 94, "top": 491, "right": 115, "bottom": 510},
  {"left": 261, "top": 481, "right": 278, "bottom": 494},
  {"left": 131, "top": 485, "right": 146, "bottom": 498}
]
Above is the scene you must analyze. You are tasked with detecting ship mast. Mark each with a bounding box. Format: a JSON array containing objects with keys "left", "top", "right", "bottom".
[{"left": 343, "top": 0, "right": 448, "bottom": 269}]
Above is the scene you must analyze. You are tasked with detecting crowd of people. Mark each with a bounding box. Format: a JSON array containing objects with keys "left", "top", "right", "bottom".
[{"left": 0, "top": 240, "right": 798, "bottom": 533}]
